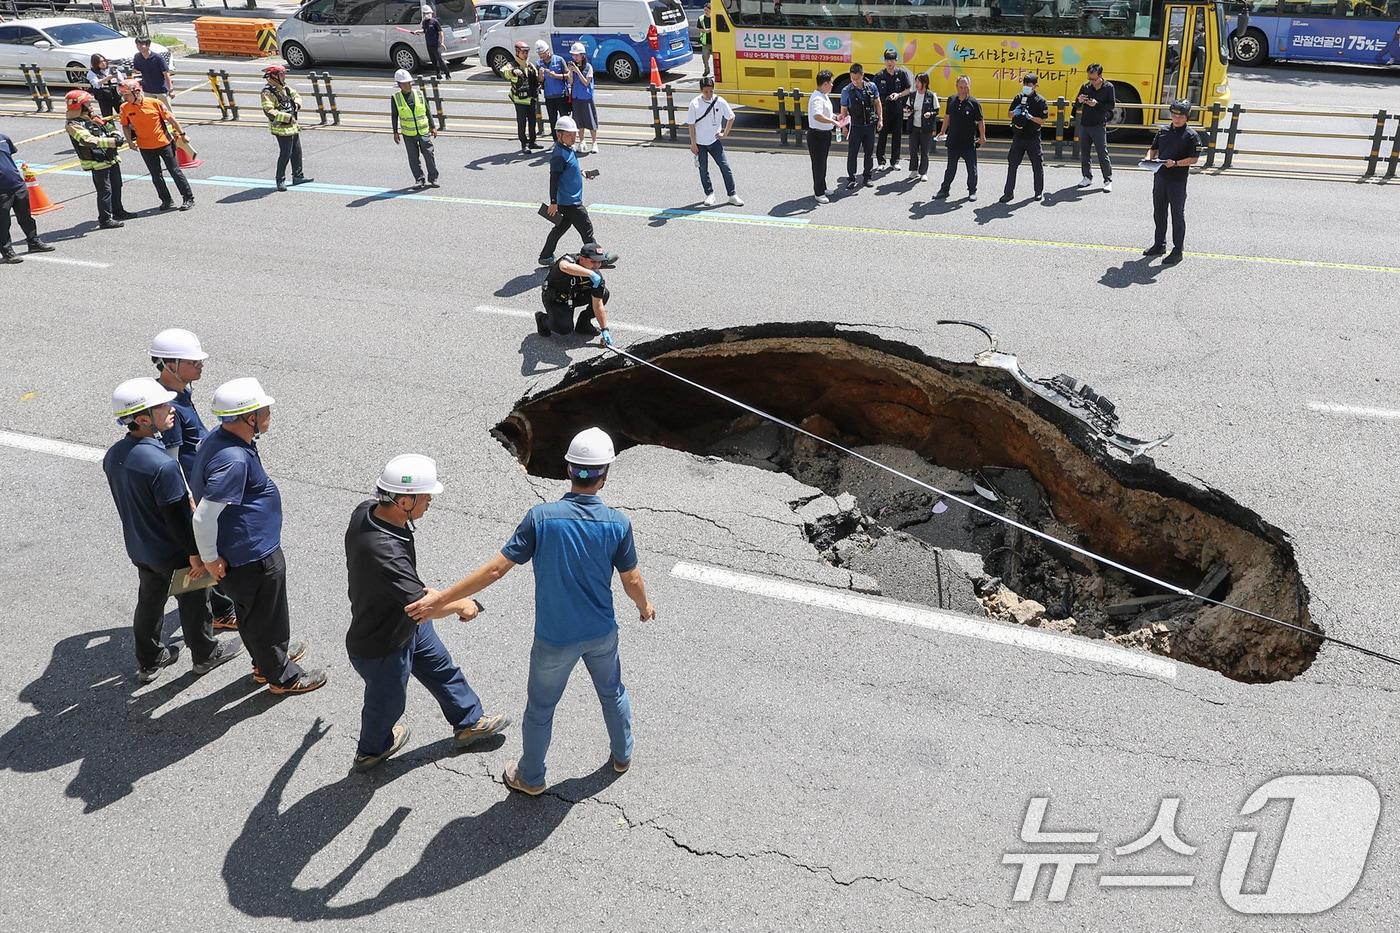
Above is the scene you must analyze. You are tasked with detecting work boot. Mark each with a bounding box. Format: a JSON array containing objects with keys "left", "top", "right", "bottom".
[
  {"left": 534, "top": 311, "right": 551, "bottom": 337},
  {"left": 933, "top": 189, "right": 948, "bottom": 200},
  {"left": 999, "top": 193, "right": 1014, "bottom": 203},
  {"left": 2, "top": 250, "right": 23, "bottom": 264},
  {"left": 454, "top": 713, "right": 511, "bottom": 748},
  {"left": 268, "top": 669, "right": 328, "bottom": 696},
  {"left": 291, "top": 176, "right": 314, "bottom": 186},
  {"left": 26, "top": 238, "right": 54, "bottom": 253},
  {"left": 353, "top": 723, "right": 411, "bottom": 773},
  {"left": 574, "top": 315, "right": 600, "bottom": 337},
  {"left": 158, "top": 201, "right": 175, "bottom": 211},
  {"left": 1162, "top": 249, "right": 1184, "bottom": 265},
  {"left": 503, "top": 763, "right": 545, "bottom": 796},
  {"left": 179, "top": 198, "right": 194, "bottom": 211},
  {"left": 251, "top": 639, "right": 307, "bottom": 684},
  {"left": 137, "top": 646, "right": 181, "bottom": 684},
  {"left": 192, "top": 639, "right": 243, "bottom": 676},
  {"left": 1142, "top": 244, "right": 1166, "bottom": 257},
  {"left": 99, "top": 220, "right": 125, "bottom": 230}
]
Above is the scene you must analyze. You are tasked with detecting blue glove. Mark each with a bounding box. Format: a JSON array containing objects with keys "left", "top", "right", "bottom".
[
  {"left": 588, "top": 270, "right": 602, "bottom": 288},
  {"left": 1011, "top": 107, "right": 1022, "bottom": 118},
  {"left": 600, "top": 328, "right": 614, "bottom": 347}
]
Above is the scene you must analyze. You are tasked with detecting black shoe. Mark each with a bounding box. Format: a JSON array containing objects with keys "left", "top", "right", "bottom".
[
  {"left": 99, "top": 220, "right": 125, "bottom": 229},
  {"left": 845, "top": 181, "right": 858, "bottom": 191},
  {"left": 275, "top": 181, "right": 288, "bottom": 192},
  {"left": 575, "top": 316, "right": 600, "bottom": 337},
  {"left": 158, "top": 201, "right": 175, "bottom": 211},
  {"left": 192, "top": 639, "right": 243, "bottom": 676},
  {"left": 600, "top": 252, "right": 618, "bottom": 269},
  {"left": 534, "top": 311, "right": 551, "bottom": 337},
  {"left": 933, "top": 190, "right": 949, "bottom": 200},
  {"left": 528, "top": 142, "right": 544, "bottom": 151},
  {"left": 291, "top": 176, "right": 314, "bottom": 186},
  {"left": 178, "top": 199, "right": 194, "bottom": 211},
  {"left": 1, "top": 251, "right": 21, "bottom": 264},
  {"left": 137, "top": 646, "right": 181, "bottom": 684},
  {"left": 521, "top": 146, "right": 531, "bottom": 154},
  {"left": 1142, "top": 244, "right": 1166, "bottom": 257},
  {"left": 412, "top": 179, "right": 427, "bottom": 190},
  {"left": 427, "top": 179, "right": 440, "bottom": 188},
  {"left": 863, "top": 178, "right": 874, "bottom": 188},
  {"left": 268, "top": 669, "right": 328, "bottom": 696},
  {"left": 26, "top": 239, "right": 55, "bottom": 253},
  {"left": 1162, "top": 249, "right": 1184, "bottom": 265},
  {"left": 999, "top": 193, "right": 1014, "bottom": 203},
  {"left": 537, "top": 255, "right": 553, "bottom": 267},
  {"left": 1033, "top": 192, "right": 1043, "bottom": 201}
]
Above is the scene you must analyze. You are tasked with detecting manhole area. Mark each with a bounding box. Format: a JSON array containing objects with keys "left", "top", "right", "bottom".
[{"left": 494, "top": 325, "right": 1318, "bottom": 683}]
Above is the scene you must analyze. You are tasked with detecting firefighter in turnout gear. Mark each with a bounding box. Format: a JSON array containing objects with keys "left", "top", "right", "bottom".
[
  {"left": 501, "top": 40, "right": 542, "bottom": 152},
  {"left": 390, "top": 69, "right": 439, "bottom": 189},
  {"left": 65, "top": 89, "right": 132, "bottom": 229},
  {"left": 537, "top": 242, "right": 614, "bottom": 341},
  {"left": 260, "top": 65, "right": 313, "bottom": 192}
]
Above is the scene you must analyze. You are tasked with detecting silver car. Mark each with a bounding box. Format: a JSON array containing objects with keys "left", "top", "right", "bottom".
[{"left": 278, "top": 0, "right": 480, "bottom": 72}]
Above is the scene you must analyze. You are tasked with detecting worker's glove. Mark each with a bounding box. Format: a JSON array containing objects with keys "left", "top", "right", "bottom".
[
  {"left": 588, "top": 270, "right": 602, "bottom": 288},
  {"left": 600, "top": 328, "right": 614, "bottom": 347},
  {"left": 1011, "top": 107, "right": 1022, "bottom": 118}
]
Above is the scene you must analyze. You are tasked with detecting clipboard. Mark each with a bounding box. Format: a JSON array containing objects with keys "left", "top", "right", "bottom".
[
  {"left": 1138, "top": 158, "right": 1168, "bottom": 173},
  {"left": 169, "top": 567, "right": 217, "bottom": 597}
]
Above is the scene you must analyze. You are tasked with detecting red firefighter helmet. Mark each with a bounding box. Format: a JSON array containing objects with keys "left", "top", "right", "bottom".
[{"left": 64, "top": 89, "right": 95, "bottom": 109}]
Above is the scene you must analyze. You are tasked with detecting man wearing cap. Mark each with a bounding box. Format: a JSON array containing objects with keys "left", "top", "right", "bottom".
[
  {"left": 151, "top": 327, "right": 238, "bottom": 632},
  {"left": 872, "top": 50, "right": 912, "bottom": 172},
  {"left": 1001, "top": 73, "right": 1048, "bottom": 203},
  {"left": 191, "top": 378, "right": 327, "bottom": 695},
  {"left": 1142, "top": 100, "right": 1199, "bottom": 265},
  {"left": 65, "top": 90, "right": 130, "bottom": 229},
  {"left": 408, "top": 428, "right": 656, "bottom": 795},
  {"left": 536, "top": 40, "right": 570, "bottom": 141},
  {"left": 104, "top": 378, "right": 243, "bottom": 684},
  {"left": 538, "top": 244, "right": 614, "bottom": 339},
  {"left": 130, "top": 37, "right": 173, "bottom": 103},
  {"left": 390, "top": 69, "right": 439, "bottom": 190},
  {"left": 344, "top": 454, "right": 511, "bottom": 772},
  {"left": 685, "top": 76, "right": 742, "bottom": 208},
  {"left": 501, "top": 40, "right": 542, "bottom": 153},
  {"left": 414, "top": 6, "right": 449, "bottom": 81},
  {"left": 118, "top": 82, "right": 195, "bottom": 212}
]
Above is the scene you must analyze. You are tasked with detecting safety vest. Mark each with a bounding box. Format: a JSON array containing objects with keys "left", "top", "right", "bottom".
[
  {"left": 67, "top": 116, "right": 121, "bottom": 171},
  {"left": 505, "top": 59, "right": 539, "bottom": 106},
  {"left": 261, "top": 84, "right": 301, "bottom": 137},
  {"left": 394, "top": 89, "right": 431, "bottom": 137}
]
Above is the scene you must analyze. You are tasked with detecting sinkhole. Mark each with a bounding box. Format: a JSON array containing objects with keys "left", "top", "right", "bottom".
[{"left": 493, "top": 322, "right": 1318, "bottom": 683}]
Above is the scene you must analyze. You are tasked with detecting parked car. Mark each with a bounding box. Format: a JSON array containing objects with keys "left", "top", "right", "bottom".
[
  {"left": 0, "top": 18, "right": 170, "bottom": 86},
  {"left": 480, "top": 0, "right": 691, "bottom": 83},
  {"left": 278, "top": 0, "right": 479, "bottom": 72},
  {"left": 477, "top": 1, "right": 523, "bottom": 34}
]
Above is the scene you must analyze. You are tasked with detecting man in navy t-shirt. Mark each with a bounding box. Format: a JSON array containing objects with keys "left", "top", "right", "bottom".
[
  {"left": 407, "top": 428, "right": 656, "bottom": 795},
  {"left": 1, "top": 132, "right": 55, "bottom": 263},
  {"left": 104, "top": 377, "right": 241, "bottom": 683}
]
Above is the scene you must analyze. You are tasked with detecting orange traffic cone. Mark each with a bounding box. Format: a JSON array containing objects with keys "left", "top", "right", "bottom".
[
  {"left": 174, "top": 138, "right": 203, "bottom": 169},
  {"left": 20, "top": 164, "right": 61, "bottom": 215},
  {"left": 649, "top": 56, "right": 662, "bottom": 89}
]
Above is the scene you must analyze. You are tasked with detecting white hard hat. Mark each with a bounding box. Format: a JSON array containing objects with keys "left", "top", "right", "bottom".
[
  {"left": 555, "top": 115, "right": 578, "bottom": 133},
  {"left": 112, "top": 376, "right": 176, "bottom": 419},
  {"left": 566, "top": 427, "right": 616, "bottom": 467},
  {"left": 377, "top": 453, "right": 444, "bottom": 496},
  {"left": 570, "top": 41, "right": 586, "bottom": 55},
  {"left": 393, "top": 68, "right": 413, "bottom": 83},
  {"left": 211, "top": 377, "right": 275, "bottom": 418},
  {"left": 534, "top": 39, "right": 549, "bottom": 53},
  {"left": 421, "top": 4, "right": 433, "bottom": 12},
  {"left": 149, "top": 327, "right": 208, "bottom": 361}
]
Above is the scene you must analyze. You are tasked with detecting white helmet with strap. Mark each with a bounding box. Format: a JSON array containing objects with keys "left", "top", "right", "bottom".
[
  {"left": 211, "top": 377, "right": 275, "bottom": 419},
  {"left": 112, "top": 377, "right": 176, "bottom": 424},
  {"left": 377, "top": 453, "right": 445, "bottom": 497}
]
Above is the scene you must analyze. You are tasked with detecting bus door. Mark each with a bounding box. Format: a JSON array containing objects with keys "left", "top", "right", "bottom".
[{"left": 1158, "top": 4, "right": 1210, "bottom": 117}]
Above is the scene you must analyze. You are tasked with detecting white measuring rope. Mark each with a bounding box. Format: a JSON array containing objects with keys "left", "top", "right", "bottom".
[{"left": 599, "top": 342, "right": 1400, "bottom": 668}]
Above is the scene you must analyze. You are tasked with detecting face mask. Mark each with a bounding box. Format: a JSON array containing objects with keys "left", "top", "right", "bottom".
[{"left": 1022, "top": 86, "right": 1033, "bottom": 95}]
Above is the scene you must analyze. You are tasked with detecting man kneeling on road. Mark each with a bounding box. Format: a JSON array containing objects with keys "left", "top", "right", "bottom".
[
  {"left": 537, "top": 242, "right": 615, "bottom": 340},
  {"left": 407, "top": 428, "right": 655, "bottom": 796},
  {"left": 344, "top": 454, "right": 510, "bottom": 772}
]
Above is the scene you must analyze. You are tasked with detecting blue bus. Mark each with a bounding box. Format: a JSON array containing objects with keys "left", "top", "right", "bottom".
[{"left": 1230, "top": 0, "right": 1400, "bottom": 66}]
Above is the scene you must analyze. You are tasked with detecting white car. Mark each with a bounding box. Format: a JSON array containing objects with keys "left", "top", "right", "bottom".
[
  {"left": 0, "top": 18, "right": 171, "bottom": 87},
  {"left": 477, "top": 2, "right": 522, "bottom": 35}
]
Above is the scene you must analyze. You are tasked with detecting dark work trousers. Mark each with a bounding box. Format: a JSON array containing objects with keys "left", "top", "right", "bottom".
[
  {"left": 514, "top": 101, "right": 538, "bottom": 148},
  {"left": 1079, "top": 123, "right": 1112, "bottom": 180},
  {"left": 133, "top": 561, "right": 219, "bottom": 669},
  {"left": 876, "top": 119, "right": 902, "bottom": 166},
  {"left": 1152, "top": 173, "right": 1188, "bottom": 251},
  {"left": 938, "top": 144, "right": 978, "bottom": 195},
  {"left": 210, "top": 584, "right": 235, "bottom": 621},
  {"left": 220, "top": 547, "right": 305, "bottom": 688},
  {"left": 348, "top": 619, "right": 484, "bottom": 758},
  {"left": 807, "top": 128, "right": 832, "bottom": 196},
  {"left": 138, "top": 144, "right": 192, "bottom": 204},
  {"left": 1004, "top": 134, "right": 1044, "bottom": 198},
  {"left": 96, "top": 88, "right": 121, "bottom": 117},
  {"left": 402, "top": 134, "right": 438, "bottom": 183},
  {"left": 0, "top": 187, "right": 38, "bottom": 253},
  {"left": 275, "top": 134, "right": 304, "bottom": 184},
  {"left": 544, "top": 96, "right": 570, "bottom": 139},
  {"left": 696, "top": 140, "right": 735, "bottom": 196},
  {"left": 542, "top": 203, "right": 595, "bottom": 259},
  {"left": 543, "top": 285, "right": 608, "bottom": 335},
  {"left": 846, "top": 123, "right": 875, "bottom": 182},
  {"left": 427, "top": 43, "right": 448, "bottom": 78},
  {"left": 91, "top": 164, "right": 126, "bottom": 224},
  {"left": 909, "top": 125, "right": 936, "bottom": 175}
]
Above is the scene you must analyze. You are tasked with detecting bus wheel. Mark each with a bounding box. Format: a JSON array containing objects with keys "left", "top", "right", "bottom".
[
  {"left": 1108, "top": 85, "right": 1143, "bottom": 132},
  {"left": 607, "top": 53, "right": 638, "bottom": 83},
  {"left": 1231, "top": 30, "right": 1269, "bottom": 67}
]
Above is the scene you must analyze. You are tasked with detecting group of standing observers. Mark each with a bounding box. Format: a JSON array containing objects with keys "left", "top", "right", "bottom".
[{"left": 498, "top": 39, "right": 601, "bottom": 154}]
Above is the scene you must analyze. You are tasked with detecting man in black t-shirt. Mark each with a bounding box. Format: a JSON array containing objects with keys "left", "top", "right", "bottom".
[
  {"left": 538, "top": 242, "right": 615, "bottom": 339},
  {"left": 345, "top": 454, "right": 510, "bottom": 772},
  {"left": 1075, "top": 63, "right": 1116, "bottom": 190},
  {"left": 872, "top": 50, "right": 912, "bottom": 171},
  {"left": 934, "top": 76, "right": 985, "bottom": 200},
  {"left": 1001, "top": 73, "right": 1049, "bottom": 202},
  {"left": 1142, "top": 100, "right": 1200, "bottom": 265}
]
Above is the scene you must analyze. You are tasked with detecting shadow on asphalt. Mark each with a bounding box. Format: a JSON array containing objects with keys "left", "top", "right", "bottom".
[
  {"left": 223, "top": 720, "right": 619, "bottom": 920},
  {"left": 768, "top": 196, "right": 817, "bottom": 217},
  {"left": 908, "top": 196, "right": 963, "bottom": 218},
  {"left": 519, "top": 331, "right": 588, "bottom": 376},
  {"left": 1098, "top": 256, "right": 1167, "bottom": 288},
  {"left": 645, "top": 202, "right": 706, "bottom": 227},
  {"left": 217, "top": 186, "right": 278, "bottom": 205},
  {"left": 465, "top": 150, "right": 550, "bottom": 172},
  {"left": 494, "top": 268, "right": 547, "bottom": 298},
  {"left": 346, "top": 185, "right": 421, "bottom": 208},
  {"left": 0, "top": 624, "right": 280, "bottom": 813}
]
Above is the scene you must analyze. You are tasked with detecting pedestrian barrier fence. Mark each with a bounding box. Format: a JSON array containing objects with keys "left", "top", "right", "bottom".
[{"left": 192, "top": 17, "right": 278, "bottom": 57}]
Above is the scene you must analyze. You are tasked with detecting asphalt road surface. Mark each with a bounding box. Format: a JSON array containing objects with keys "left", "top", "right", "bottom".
[{"left": 0, "top": 111, "right": 1396, "bottom": 931}]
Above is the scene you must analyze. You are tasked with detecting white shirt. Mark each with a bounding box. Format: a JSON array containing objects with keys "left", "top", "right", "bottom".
[
  {"left": 686, "top": 94, "right": 733, "bottom": 146},
  {"left": 807, "top": 89, "right": 834, "bottom": 131},
  {"left": 912, "top": 90, "right": 927, "bottom": 127}
]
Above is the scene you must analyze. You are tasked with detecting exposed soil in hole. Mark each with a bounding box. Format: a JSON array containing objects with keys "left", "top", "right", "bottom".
[{"left": 494, "top": 323, "right": 1318, "bottom": 683}]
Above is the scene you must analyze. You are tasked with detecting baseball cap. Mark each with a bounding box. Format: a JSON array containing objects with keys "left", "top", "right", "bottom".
[
  {"left": 579, "top": 243, "right": 608, "bottom": 261},
  {"left": 883, "top": 49, "right": 898, "bottom": 60}
]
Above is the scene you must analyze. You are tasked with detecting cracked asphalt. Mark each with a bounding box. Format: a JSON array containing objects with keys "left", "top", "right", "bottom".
[{"left": 0, "top": 112, "right": 1396, "bottom": 931}]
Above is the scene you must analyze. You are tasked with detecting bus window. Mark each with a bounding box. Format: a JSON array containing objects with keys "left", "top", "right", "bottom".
[
  {"left": 1184, "top": 17, "right": 1207, "bottom": 107},
  {"left": 1160, "top": 5, "right": 1186, "bottom": 116}
]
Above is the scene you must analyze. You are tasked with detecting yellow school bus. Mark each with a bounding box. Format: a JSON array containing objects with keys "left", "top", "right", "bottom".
[{"left": 709, "top": 0, "right": 1232, "bottom": 125}]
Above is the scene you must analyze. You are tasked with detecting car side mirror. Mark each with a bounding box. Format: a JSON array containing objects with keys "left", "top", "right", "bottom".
[{"left": 34, "top": 40, "right": 53, "bottom": 50}]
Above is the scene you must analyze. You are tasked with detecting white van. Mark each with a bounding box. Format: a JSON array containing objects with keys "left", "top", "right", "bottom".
[
  {"left": 278, "top": 0, "right": 479, "bottom": 73},
  {"left": 481, "top": 0, "right": 691, "bottom": 83}
]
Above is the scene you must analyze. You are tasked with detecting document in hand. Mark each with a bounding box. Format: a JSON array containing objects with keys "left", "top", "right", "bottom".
[
  {"left": 1138, "top": 158, "right": 1167, "bottom": 172},
  {"left": 169, "top": 567, "right": 218, "bottom": 597}
]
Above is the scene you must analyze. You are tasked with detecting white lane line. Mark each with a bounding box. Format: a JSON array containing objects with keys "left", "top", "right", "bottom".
[
  {"left": 670, "top": 561, "right": 1179, "bottom": 680},
  {"left": 25, "top": 256, "right": 112, "bottom": 269},
  {"left": 473, "top": 304, "right": 672, "bottom": 336},
  {"left": 1307, "top": 401, "right": 1400, "bottom": 421},
  {"left": 0, "top": 430, "right": 104, "bottom": 463}
]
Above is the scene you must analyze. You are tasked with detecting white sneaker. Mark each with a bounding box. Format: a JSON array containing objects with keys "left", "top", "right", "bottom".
[
  {"left": 919, "top": 174, "right": 928, "bottom": 181},
  {"left": 876, "top": 160, "right": 887, "bottom": 171},
  {"left": 703, "top": 192, "right": 719, "bottom": 207},
  {"left": 728, "top": 194, "right": 744, "bottom": 206},
  {"left": 816, "top": 194, "right": 830, "bottom": 204},
  {"left": 1102, "top": 179, "right": 1113, "bottom": 193},
  {"left": 590, "top": 139, "right": 600, "bottom": 152},
  {"left": 1077, "top": 176, "right": 1092, "bottom": 188}
]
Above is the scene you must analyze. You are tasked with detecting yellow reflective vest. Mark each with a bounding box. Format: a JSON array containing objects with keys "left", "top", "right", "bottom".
[{"left": 393, "top": 89, "right": 431, "bottom": 137}]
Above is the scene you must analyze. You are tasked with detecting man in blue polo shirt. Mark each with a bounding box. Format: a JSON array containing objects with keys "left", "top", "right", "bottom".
[
  {"left": 408, "top": 427, "right": 656, "bottom": 795},
  {"left": 130, "top": 37, "right": 173, "bottom": 102},
  {"left": 191, "top": 377, "right": 326, "bottom": 696},
  {"left": 103, "top": 377, "right": 242, "bottom": 683}
]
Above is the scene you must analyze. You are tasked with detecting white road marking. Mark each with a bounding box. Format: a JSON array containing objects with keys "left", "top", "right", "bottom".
[
  {"left": 670, "top": 561, "right": 1179, "bottom": 680},
  {"left": 0, "top": 430, "right": 105, "bottom": 463},
  {"left": 24, "top": 256, "right": 112, "bottom": 269},
  {"left": 1307, "top": 401, "right": 1400, "bottom": 421},
  {"left": 473, "top": 304, "right": 672, "bottom": 336}
]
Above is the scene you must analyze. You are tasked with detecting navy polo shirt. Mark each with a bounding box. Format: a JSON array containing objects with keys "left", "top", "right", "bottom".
[
  {"left": 103, "top": 434, "right": 189, "bottom": 569},
  {"left": 161, "top": 386, "right": 208, "bottom": 484},
  {"left": 501, "top": 492, "right": 638, "bottom": 645},
  {"left": 131, "top": 50, "right": 170, "bottom": 94},
  {"left": 190, "top": 427, "right": 283, "bottom": 568},
  {"left": 422, "top": 16, "right": 442, "bottom": 49},
  {"left": 0, "top": 134, "right": 25, "bottom": 195}
]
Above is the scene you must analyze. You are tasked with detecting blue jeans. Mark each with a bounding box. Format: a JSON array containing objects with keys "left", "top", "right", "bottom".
[
  {"left": 696, "top": 140, "right": 735, "bottom": 197},
  {"left": 518, "top": 628, "right": 632, "bottom": 787},
  {"left": 348, "top": 619, "right": 483, "bottom": 758}
]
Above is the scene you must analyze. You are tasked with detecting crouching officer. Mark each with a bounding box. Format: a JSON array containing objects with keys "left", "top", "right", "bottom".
[
  {"left": 537, "top": 242, "right": 614, "bottom": 340},
  {"left": 65, "top": 89, "right": 131, "bottom": 229},
  {"left": 345, "top": 454, "right": 511, "bottom": 772},
  {"left": 103, "top": 378, "right": 242, "bottom": 684},
  {"left": 1143, "top": 100, "right": 1200, "bottom": 265}
]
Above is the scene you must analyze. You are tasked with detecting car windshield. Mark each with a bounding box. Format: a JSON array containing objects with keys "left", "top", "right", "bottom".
[{"left": 44, "top": 22, "right": 124, "bottom": 46}]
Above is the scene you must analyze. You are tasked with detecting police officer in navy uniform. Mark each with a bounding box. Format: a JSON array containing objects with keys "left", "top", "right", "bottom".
[
  {"left": 871, "top": 50, "right": 912, "bottom": 172},
  {"left": 1001, "top": 72, "right": 1048, "bottom": 202},
  {"left": 537, "top": 242, "right": 615, "bottom": 341},
  {"left": 1143, "top": 100, "right": 1200, "bottom": 265}
]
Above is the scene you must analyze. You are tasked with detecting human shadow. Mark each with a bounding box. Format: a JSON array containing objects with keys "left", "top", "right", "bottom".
[
  {"left": 494, "top": 268, "right": 547, "bottom": 298},
  {"left": 346, "top": 186, "right": 420, "bottom": 208},
  {"left": 520, "top": 332, "right": 586, "bottom": 376},
  {"left": 217, "top": 186, "right": 278, "bottom": 205},
  {"left": 874, "top": 175, "right": 918, "bottom": 196},
  {"left": 908, "top": 197, "right": 963, "bottom": 219},
  {"left": 465, "top": 151, "right": 550, "bottom": 172},
  {"left": 972, "top": 200, "right": 1017, "bottom": 225},
  {"left": 225, "top": 720, "right": 620, "bottom": 920},
  {"left": 1041, "top": 183, "right": 1093, "bottom": 207},
  {"left": 1098, "top": 256, "right": 1166, "bottom": 288},
  {"left": 768, "top": 196, "right": 817, "bottom": 217},
  {"left": 645, "top": 202, "right": 707, "bottom": 227},
  {"left": 39, "top": 218, "right": 102, "bottom": 242},
  {"left": 0, "top": 624, "right": 280, "bottom": 813}
]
